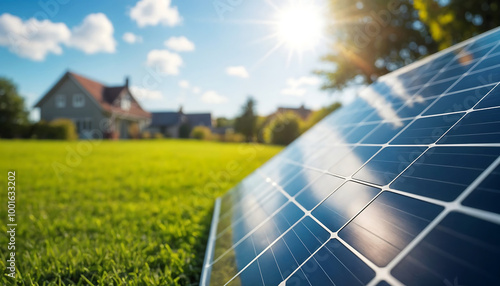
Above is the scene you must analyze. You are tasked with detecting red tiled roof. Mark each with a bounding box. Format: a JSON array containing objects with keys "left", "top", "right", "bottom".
[{"left": 68, "top": 72, "right": 150, "bottom": 119}]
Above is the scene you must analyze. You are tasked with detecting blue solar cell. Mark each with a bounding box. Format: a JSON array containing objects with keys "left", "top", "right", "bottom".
[
  {"left": 295, "top": 174, "right": 345, "bottom": 210},
  {"left": 438, "top": 108, "right": 500, "bottom": 144},
  {"left": 462, "top": 164, "right": 500, "bottom": 214},
  {"left": 343, "top": 122, "right": 381, "bottom": 143},
  {"left": 449, "top": 68, "right": 500, "bottom": 92},
  {"left": 390, "top": 113, "right": 464, "bottom": 145},
  {"left": 423, "top": 85, "right": 494, "bottom": 115},
  {"left": 304, "top": 145, "right": 353, "bottom": 170},
  {"left": 304, "top": 146, "right": 352, "bottom": 170},
  {"left": 471, "top": 53, "right": 500, "bottom": 72},
  {"left": 220, "top": 191, "right": 289, "bottom": 243},
  {"left": 339, "top": 191, "right": 443, "bottom": 267},
  {"left": 312, "top": 182, "right": 380, "bottom": 232},
  {"left": 286, "top": 239, "right": 375, "bottom": 286},
  {"left": 465, "top": 29, "right": 500, "bottom": 51},
  {"left": 433, "top": 61, "right": 476, "bottom": 82},
  {"left": 396, "top": 97, "right": 434, "bottom": 118},
  {"left": 391, "top": 147, "right": 500, "bottom": 201},
  {"left": 328, "top": 146, "right": 381, "bottom": 177},
  {"left": 361, "top": 119, "right": 411, "bottom": 144},
  {"left": 392, "top": 212, "right": 500, "bottom": 285},
  {"left": 228, "top": 216, "right": 330, "bottom": 286},
  {"left": 232, "top": 203, "right": 304, "bottom": 268},
  {"left": 281, "top": 169, "right": 323, "bottom": 196},
  {"left": 475, "top": 84, "right": 500, "bottom": 108},
  {"left": 354, "top": 147, "right": 427, "bottom": 186},
  {"left": 417, "top": 78, "right": 458, "bottom": 97}
]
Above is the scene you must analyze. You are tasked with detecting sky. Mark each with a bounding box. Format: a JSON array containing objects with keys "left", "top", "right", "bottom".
[{"left": 0, "top": 0, "right": 352, "bottom": 120}]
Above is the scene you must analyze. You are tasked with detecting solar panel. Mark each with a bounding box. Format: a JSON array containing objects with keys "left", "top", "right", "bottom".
[{"left": 200, "top": 27, "right": 500, "bottom": 286}]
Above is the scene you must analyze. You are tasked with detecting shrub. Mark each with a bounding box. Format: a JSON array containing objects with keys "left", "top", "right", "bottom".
[
  {"left": 141, "top": 131, "right": 151, "bottom": 139},
  {"left": 128, "top": 122, "right": 140, "bottom": 139},
  {"left": 153, "top": 132, "right": 164, "bottom": 139},
  {"left": 264, "top": 112, "right": 302, "bottom": 145},
  {"left": 191, "top": 126, "right": 212, "bottom": 140},
  {"left": 224, "top": 130, "right": 245, "bottom": 143},
  {"left": 49, "top": 118, "right": 78, "bottom": 140},
  {"left": 302, "top": 102, "right": 341, "bottom": 132},
  {"left": 30, "top": 119, "right": 77, "bottom": 140}
]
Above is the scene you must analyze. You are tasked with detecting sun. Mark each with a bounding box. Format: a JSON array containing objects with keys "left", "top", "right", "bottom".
[{"left": 275, "top": 2, "right": 324, "bottom": 53}]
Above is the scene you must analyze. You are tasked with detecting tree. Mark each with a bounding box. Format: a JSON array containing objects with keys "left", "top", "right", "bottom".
[
  {"left": 215, "top": 117, "right": 234, "bottom": 128},
  {"left": 234, "top": 97, "right": 257, "bottom": 142},
  {"left": 317, "top": 0, "right": 437, "bottom": 90},
  {"left": 414, "top": 0, "right": 500, "bottom": 50},
  {"left": 0, "top": 77, "right": 29, "bottom": 138},
  {"left": 178, "top": 122, "right": 191, "bottom": 138},
  {"left": 264, "top": 112, "right": 302, "bottom": 146},
  {"left": 302, "top": 102, "right": 342, "bottom": 132}
]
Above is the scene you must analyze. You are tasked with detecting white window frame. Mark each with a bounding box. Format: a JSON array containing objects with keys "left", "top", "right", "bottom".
[
  {"left": 55, "top": 94, "right": 66, "bottom": 108},
  {"left": 121, "top": 94, "right": 131, "bottom": 111},
  {"left": 73, "top": 93, "right": 85, "bottom": 108}
]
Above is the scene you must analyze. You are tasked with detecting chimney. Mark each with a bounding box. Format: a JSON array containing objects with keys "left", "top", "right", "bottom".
[
  {"left": 125, "top": 76, "right": 129, "bottom": 87},
  {"left": 178, "top": 105, "right": 184, "bottom": 114}
]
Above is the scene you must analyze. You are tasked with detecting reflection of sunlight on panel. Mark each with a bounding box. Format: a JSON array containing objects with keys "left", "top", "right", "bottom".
[
  {"left": 459, "top": 51, "right": 475, "bottom": 66},
  {"left": 328, "top": 146, "right": 381, "bottom": 177},
  {"left": 340, "top": 192, "right": 443, "bottom": 266},
  {"left": 359, "top": 86, "right": 403, "bottom": 127}
]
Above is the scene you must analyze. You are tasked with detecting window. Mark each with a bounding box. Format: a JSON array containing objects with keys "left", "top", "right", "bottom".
[
  {"left": 73, "top": 93, "right": 85, "bottom": 107},
  {"left": 74, "top": 119, "right": 92, "bottom": 135},
  {"left": 55, "top": 94, "right": 66, "bottom": 108},
  {"left": 121, "top": 94, "right": 131, "bottom": 110}
]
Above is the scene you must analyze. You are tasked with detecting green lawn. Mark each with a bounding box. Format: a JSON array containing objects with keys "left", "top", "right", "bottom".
[{"left": 0, "top": 140, "right": 282, "bottom": 285}]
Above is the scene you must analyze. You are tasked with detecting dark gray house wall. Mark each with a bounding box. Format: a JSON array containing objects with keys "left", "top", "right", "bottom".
[{"left": 38, "top": 75, "right": 107, "bottom": 138}]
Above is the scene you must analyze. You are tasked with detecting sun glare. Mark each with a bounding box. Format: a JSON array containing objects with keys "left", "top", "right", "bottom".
[{"left": 276, "top": 3, "right": 324, "bottom": 53}]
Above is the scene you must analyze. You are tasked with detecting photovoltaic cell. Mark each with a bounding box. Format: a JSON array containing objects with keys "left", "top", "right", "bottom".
[
  {"left": 200, "top": 27, "right": 500, "bottom": 286},
  {"left": 339, "top": 191, "right": 443, "bottom": 267},
  {"left": 392, "top": 212, "right": 500, "bottom": 285},
  {"left": 390, "top": 147, "right": 500, "bottom": 201}
]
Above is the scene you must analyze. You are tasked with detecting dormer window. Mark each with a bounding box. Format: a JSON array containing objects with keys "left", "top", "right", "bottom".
[
  {"left": 121, "top": 94, "right": 131, "bottom": 111},
  {"left": 73, "top": 93, "right": 85, "bottom": 108},
  {"left": 55, "top": 94, "right": 66, "bottom": 108}
]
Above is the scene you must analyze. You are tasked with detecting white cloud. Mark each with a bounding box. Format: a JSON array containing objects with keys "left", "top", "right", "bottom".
[
  {"left": 192, "top": 87, "right": 201, "bottom": 94},
  {"left": 164, "top": 36, "right": 195, "bottom": 52},
  {"left": 146, "top": 49, "right": 183, "bottom": 75},
  {"left": 225, "top": 66, "right": 249, "bottom": 78},
  {"left": 130, "top": 0, "right": 182, "bottom": 27},
  {"left": 287, "top": 76, "right": 320, "bottom": 88},
  {"left": 202, "top": 90, "right": 228, "bottom": 104},
  {"left": 130, "top": 86, "right": 163, "bottom": 100},
  {"left": 281, "top": 76, "right": 320, "bottom": 97},
  {"left": 281, "top": 87, "right": 307, "bottom": 96},
  {"left": 0, "top": 13, "right": 70, "bottom": 61},
  {"left": 178, "top": 80, "right": 189, "bottom": 88},
  {"left": 122, "top": 32, "right": 142, "bottom": 44},
  {"left": 68, "top": 13, "right": 116, "bottom": 54}
]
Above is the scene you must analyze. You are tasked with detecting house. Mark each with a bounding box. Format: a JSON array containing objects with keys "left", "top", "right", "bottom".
[
  {"left": 274, "top": 104, "right": 312, "bottom": 120},
  {"left": 148, "top": 107, "right": 212, "bottom": 138},
  {"left": 34, "top": 71, "right": 151, "bottom": 139}
]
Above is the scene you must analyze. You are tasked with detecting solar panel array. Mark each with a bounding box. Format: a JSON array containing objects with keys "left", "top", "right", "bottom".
[{"left": 200, "top": 28, "right": 500, "bottom": 286}]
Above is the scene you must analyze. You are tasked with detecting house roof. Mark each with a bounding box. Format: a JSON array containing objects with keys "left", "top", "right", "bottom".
[
  {"left": 150, "top": 112, "right": 212, "bottom": 128},
  {"left": 276, "top": 105, "right": 312, "bottom": 120},
  {"left": 35, "top": 71, "right": 151, "bottom": 119},
  {"left": 150, "top": 112, "right": 182, "bottom": 127},
  {"left": 186, "top": 113, "right": 212, "bottom": 127}
]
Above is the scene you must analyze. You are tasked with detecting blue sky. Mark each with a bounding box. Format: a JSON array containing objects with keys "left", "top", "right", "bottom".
[{"left": 0, "top": 0, "right": 345, "bottom": 119}]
